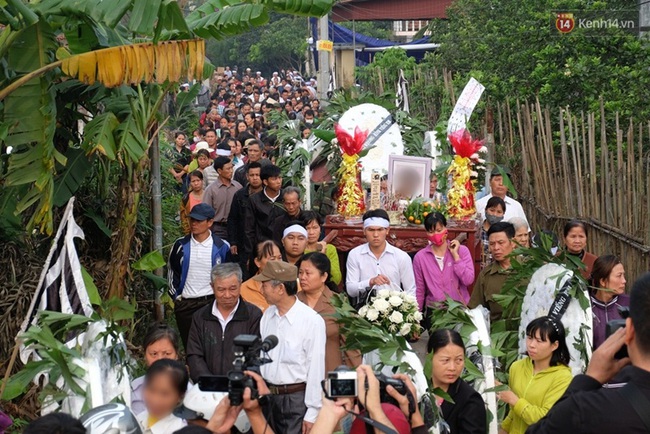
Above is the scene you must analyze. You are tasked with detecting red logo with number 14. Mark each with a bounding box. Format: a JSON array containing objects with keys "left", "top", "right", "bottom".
[{"left": 556, "top": 13, "right": 575, "bottom": 33}]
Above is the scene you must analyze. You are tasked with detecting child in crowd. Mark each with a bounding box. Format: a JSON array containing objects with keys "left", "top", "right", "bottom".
[
  {"left": 481, "top": 196, "right": 506, "bottom": 266},
  {"left": 137, "top": 359, "right": 189, "bottom": 434},
  {"left": 131, "top": 323, "right": 181, "bottom": 415},
  {"left": 188, "top": 148, "right": 217, "bottom": 187},
  {"left": 190, "top": 129, "right": 205, "bottom": 151},
  {"left": 180, "top": 171, "right": 205, "bottom": 234},
  {"left": 498, "top": 316, "right": 572, "bottom": 434}
]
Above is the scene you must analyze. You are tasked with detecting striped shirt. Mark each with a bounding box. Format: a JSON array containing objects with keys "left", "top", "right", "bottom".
[{"left": 182, "top": 235, "right": 214, "bottom": 298}]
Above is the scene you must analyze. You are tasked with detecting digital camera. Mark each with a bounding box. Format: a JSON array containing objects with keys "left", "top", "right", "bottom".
[
  {"left": 323, "top": 367, "right": 415, "bottom": 415},
  {"left": 606, "top": 306, "right": 630, "bottom": 359},
  {"left": 324, "top": 368, "right": 358, "bottom": 398},
  {"left": 375, "top": 373, "right": 413, "bottom": 411}
]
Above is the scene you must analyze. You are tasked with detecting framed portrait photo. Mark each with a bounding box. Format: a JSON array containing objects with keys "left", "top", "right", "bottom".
[{"left": 388, "top": 155, "right": 432, "bottom": 200}]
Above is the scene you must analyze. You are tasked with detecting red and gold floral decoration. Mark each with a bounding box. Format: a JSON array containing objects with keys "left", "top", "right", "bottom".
[
  {"left": 335, "top": 124, "right": 367, "bottom": 218},
  {"left": 446, "top": 129, "right": 484, "bottom": 219}
]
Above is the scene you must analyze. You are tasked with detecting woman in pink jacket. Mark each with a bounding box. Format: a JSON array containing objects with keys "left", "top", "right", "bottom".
[{"left": 413, "top": 212, "right": 475, "bottom": 328}]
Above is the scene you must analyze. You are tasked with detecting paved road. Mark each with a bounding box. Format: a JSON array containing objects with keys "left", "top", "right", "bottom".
[{"left": 411, "top": 330, "right": 430, "bottom": 364}]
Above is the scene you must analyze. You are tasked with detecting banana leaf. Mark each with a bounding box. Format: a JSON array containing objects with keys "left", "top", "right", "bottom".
[
  {"left": 2, "top": 21, "right": 58, "bottom": 234},
  {"left": 263, "top": 0, "right": 333, "bottom": 17},
  {"left": 132, "top": 250, "right": 166, "bottom": 271},
  {"left": 127, "top": 0, "right": 163, "bottom": 35},
  {"left": 52, "top": 148, "right": 94, "bottom": 207}
]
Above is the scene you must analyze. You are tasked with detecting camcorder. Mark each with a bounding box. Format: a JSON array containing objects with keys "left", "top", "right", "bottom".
[
  {"left": 198, "top": 334, "right": 278, "bottom": 406},
  {"left": 323, "top": 367, "right": 416, "bottom": 415},
  {"left": 606, "top": 306, "right": 630, "bottom": 359}
]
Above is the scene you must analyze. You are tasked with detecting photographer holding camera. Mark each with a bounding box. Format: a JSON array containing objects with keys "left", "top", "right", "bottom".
[
  {"left": 528, "top": 272, "right": 650, "bottom": 434},
  {"left": 314, "top": 365, "right": 427, "bottom": 434},
  {"left": 204, "top": 370, "right": 274, "bottom": 434}
]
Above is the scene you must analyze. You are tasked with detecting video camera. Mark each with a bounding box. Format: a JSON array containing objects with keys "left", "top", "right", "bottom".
[
  {"left": 606, "top": 306, "right": 630, "bottom": 359},
  {"left": 198, "top": 334, "right": 277, "bottom": 406},
  {"left": 323, "top": 367, "right": 416, "bottom": 415}
]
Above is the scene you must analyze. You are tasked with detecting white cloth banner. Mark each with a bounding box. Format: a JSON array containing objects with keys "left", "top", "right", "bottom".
[
  {"left": 447, "top": 77, "right": 485, "bottom": 135},
  {"left": 20, "top": 197, "right": 93, "bottom": 363}
]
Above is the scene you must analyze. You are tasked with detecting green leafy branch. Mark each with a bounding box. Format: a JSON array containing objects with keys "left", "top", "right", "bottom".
[{"left": 1, "top": 297, "right": 136, "bottom": 405}]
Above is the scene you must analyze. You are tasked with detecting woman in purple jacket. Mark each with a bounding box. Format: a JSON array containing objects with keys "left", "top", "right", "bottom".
[
  {"left": 590, "top": 254, "right": 628, "bottom": 349},
  {"left": 413, "top": 213, "right": 475, "bottom": 323}
]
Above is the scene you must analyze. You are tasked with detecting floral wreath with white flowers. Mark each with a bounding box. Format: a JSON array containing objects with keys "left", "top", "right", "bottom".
[{"left": 358, "top": 288, "right": 423, "bottom": 339}]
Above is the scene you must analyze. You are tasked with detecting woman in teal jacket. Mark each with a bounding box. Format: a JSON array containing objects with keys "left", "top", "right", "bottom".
[{"left": 498, "top": 316, "right": 573, "bottom": 434}]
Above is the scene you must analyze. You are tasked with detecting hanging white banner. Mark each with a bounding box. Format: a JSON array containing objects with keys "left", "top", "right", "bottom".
[{"left": 447, "top": 77, "right": 485, "bottom": 135}]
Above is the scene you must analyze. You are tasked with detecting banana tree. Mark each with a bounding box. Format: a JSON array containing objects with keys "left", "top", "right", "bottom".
[
  {"left": 0, "top": 0, "right": 334, "bottom": 299},
  {"left": 0, "top": 0, "right": 202, "bottom": 234},
  {"left": 81, "top": 84, "right": 171, "bottom": 299}
]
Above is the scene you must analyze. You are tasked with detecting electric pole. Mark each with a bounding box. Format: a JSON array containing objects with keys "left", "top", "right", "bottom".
[{"left": 317, "top": 14, "right": 330, "bottom": 100}]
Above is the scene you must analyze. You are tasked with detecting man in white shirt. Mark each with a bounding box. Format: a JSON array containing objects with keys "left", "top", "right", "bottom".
[
  {"left": 256, "top": 261, "right": 326, "bottom": 434},
  {"left": 186, "top": 263, "right": 262, "bottom": 381},
  {"left": 346, "top": 209, "right": 417, "bottom": 308},
  {"left": 168, "top": 203, "right": 232, "bottom": 348},
  {"left": 475, "top": 166, "right": 529, "bottom": 225}
]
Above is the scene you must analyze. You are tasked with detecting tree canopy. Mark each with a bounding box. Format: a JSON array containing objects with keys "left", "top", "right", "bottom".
[
  {"left": 428, "top": 0, "right": 650, "bottom": 120},
  {"left": 207, "top": 14, "right": 310, "bottom": 73}
]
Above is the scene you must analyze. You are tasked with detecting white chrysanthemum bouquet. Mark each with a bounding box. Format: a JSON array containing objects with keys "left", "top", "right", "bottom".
[{"left": 358, "top": 289, "right": 423, "bottom": 337}]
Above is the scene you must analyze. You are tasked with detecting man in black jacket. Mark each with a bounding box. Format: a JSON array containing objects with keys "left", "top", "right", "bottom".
[
  {"left": 233, "top": 140, "right": 269, "bottom": 186},
  {"left": 270, "top": 186, "right": 305, "bottom": 245},
  {"left": 244, "top": 164, "right": 283, "bottom": 255},
  {"left": 186, "top": 262, "right": 262, "bottom": 381},
  {"left": 227, "top": 161, "right": 263, "bottom": 278},
  {"left": 527, "top": 272, "right": 650, "bottom": 434}
]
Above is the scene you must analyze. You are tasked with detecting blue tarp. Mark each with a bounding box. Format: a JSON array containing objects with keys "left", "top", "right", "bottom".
[{"left": 310, "top": 18, "right": 434, "bottom": 67}]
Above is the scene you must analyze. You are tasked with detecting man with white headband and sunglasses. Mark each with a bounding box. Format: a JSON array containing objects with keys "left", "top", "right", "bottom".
[{"left": 346, "top": 209, "right": 417, "bottom": 309}]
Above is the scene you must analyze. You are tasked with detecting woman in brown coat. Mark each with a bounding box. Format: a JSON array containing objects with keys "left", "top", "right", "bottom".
[
  {"left": 297, "top": 252, "right": 361, "bottom": 371},
  {"left": 562, "top": 220, "right": 597, "bottom": 280}
]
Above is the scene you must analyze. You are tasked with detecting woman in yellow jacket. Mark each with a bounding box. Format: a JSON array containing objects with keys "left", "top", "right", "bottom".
[{"left": 498, "top": 316, "right": 573, "bottom": 434}]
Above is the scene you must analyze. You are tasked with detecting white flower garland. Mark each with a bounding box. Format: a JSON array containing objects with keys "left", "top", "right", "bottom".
[{"left": 518, "top": 263, "right": 593, "bottom": 375}]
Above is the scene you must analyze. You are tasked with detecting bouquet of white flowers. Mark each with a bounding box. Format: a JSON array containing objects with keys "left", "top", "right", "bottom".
[{"left": 358, "top": 289, "right": 423, "bottom": 338}]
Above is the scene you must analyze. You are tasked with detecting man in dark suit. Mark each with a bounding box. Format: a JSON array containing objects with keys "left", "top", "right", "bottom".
[
  {"left": 227, "top": 161, "right": 263, "bottom": 278},
  {"left": 244, "top": 164, "right": 283, "bottom": 256},
  {"left": 270, "top": 186, "right": 305, "bottom": 245}
]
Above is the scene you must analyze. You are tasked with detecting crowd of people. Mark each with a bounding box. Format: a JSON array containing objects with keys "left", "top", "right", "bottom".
[{"left": 13, "top": 66, "right": 650, "bottom": 434}]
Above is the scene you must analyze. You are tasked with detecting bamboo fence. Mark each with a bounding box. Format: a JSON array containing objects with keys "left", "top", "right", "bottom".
[
  {"left": 495, "top": 99, "right": 650, "bottom": 281},
  {"left": 360, "top": 64, "right": 456, "bottom": 125}
]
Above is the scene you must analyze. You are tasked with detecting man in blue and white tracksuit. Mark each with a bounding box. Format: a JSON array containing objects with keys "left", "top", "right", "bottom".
[{"left": 168, "top": 203, "right": 231, "bottom": 348}]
